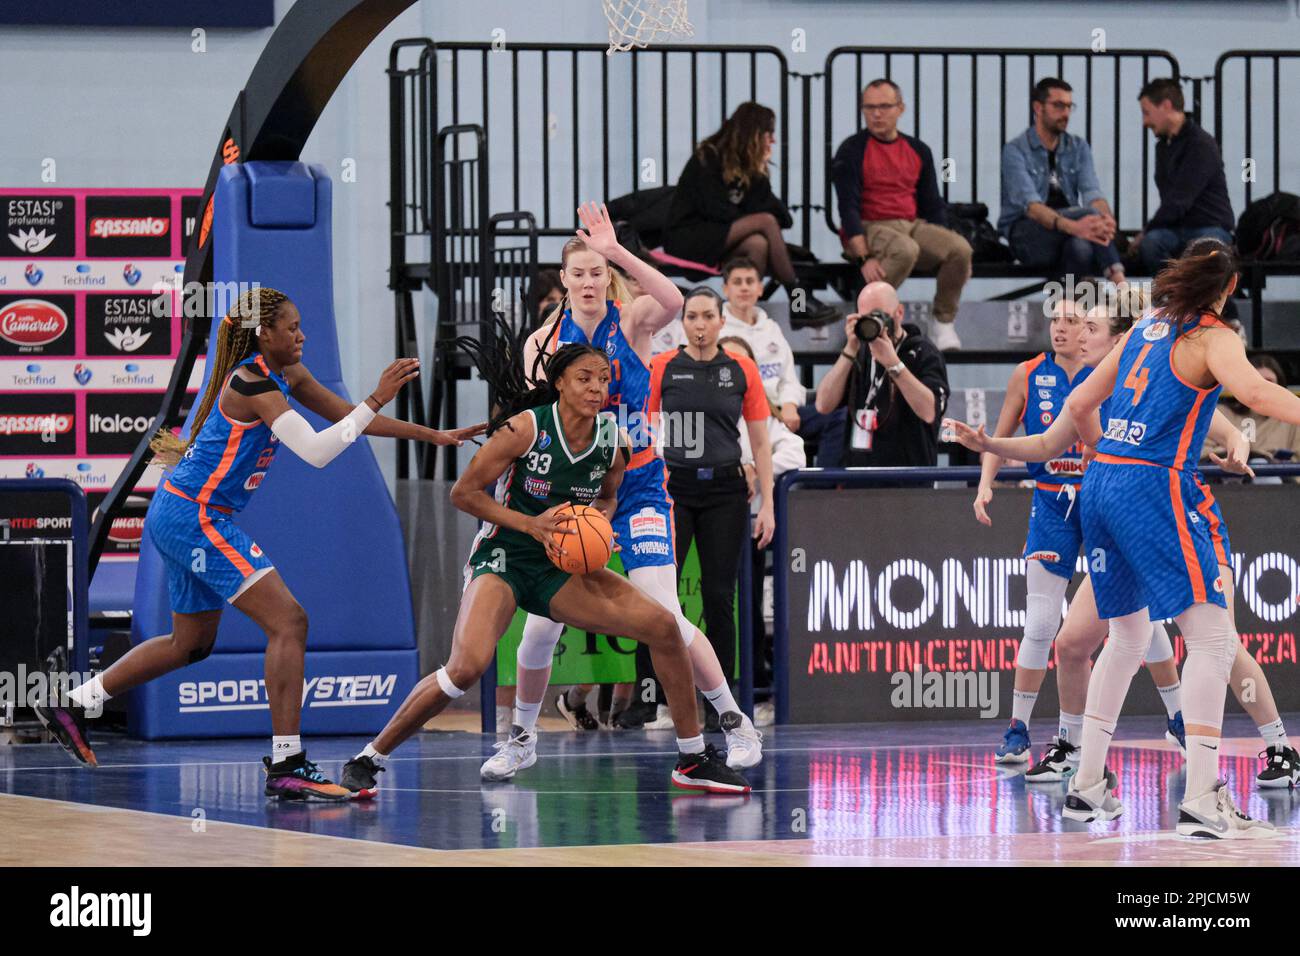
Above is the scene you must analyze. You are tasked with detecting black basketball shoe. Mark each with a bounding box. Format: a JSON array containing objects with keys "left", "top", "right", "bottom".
[
  {"left": 671, "top": 743, "right": 751, "bottom": 794},
  {"left": 339, "top": 754, "right": 386, "bottom": 799}
]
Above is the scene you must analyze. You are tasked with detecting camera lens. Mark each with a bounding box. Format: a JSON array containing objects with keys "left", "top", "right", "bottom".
[{"left": 854, "top": 311, "right": 885, "bottom": 343}]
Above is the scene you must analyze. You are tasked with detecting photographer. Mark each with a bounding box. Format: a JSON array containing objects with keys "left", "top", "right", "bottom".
[{"left": 814, "top": 281, "right": 949, "bottom": 467}]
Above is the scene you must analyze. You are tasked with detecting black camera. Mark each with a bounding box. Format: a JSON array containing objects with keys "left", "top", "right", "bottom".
[{"left": 854, "top": 309, "right": 890, "bottom": 344}]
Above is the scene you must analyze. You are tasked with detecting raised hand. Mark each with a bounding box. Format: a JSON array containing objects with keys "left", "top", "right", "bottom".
[
  {"left": 575, "top": 200, "right": 619, "bottom": 258},
  {"left": 941, "top": 417, "right": 988, "bottom": 454},
  {"left": 371, "top": 358, "right": 420, "bottom": 406}
]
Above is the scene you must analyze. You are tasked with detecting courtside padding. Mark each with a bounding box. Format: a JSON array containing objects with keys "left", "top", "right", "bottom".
[{"left": 130, "top": 162, "right": 417, "bottom": 739}]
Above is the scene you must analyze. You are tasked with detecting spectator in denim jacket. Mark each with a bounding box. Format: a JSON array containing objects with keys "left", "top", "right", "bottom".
[{"left": 999, "top": 78, "right": 1125, "bottom": 284}]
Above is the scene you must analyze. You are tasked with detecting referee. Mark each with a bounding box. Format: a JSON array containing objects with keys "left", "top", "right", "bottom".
[{"left": 642, "top": 287, "right": 775, "bottom": 724}]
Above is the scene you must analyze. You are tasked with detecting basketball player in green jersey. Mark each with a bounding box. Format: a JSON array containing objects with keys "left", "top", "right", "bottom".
[{"left": 340, "top": 341, "right": 749, "bottom": 795}]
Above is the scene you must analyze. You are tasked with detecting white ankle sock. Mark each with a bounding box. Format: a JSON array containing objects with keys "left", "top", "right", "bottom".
[
  {"left": 676, "top": 735, "right": 705, "bottom": 755},
  {"left": 1185, "top": 734, "right": 1220, "bottom": 799},
  {"left": 1011, "top": 690, "right": 1037, "bottom": 727},
  {"left": 1058, "top": 711, "right": 1084, "bottom": 745},
  {"left": 358, "top": 742, "right": 388, "bottom": 765},
  {"left": 68, "top": 675, "right": 110, "bottom": 710},
  {"left": 703, "top": 681, "right": 738, "bottom": 716},
  {"left": 513, "top": 697, "right": 542, "bottom": 732},
  {"left": 272, "top": 735, "right": 302, "bottom": 763},
  {"left": 1258, "top": 718, "right": 1289, "bottom": 750},
  {"left": 1156, "top": 680, "right": 1182, "bottom": 719}
]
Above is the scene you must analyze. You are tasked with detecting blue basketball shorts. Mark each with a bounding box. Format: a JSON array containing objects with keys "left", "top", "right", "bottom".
[
  {"left": 147, "top": 488, "right": 275, "bottom": 614},
  {"left": 611, "top": 459, "right": 676, "bottom": 571},
  {"left": 1081, "top": 459, "right": 1230, "bottom": 621},
  {"left": 1023, "top": 483, "right": 1085, "bottom": 580}
]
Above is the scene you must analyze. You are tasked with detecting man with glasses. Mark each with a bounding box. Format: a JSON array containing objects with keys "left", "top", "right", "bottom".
[
  {"left": 999, "top": 78, "right": 1125, "bottom": 284},
  {"left": 832, "top": 78, "right": 972, "bottom": 352}
]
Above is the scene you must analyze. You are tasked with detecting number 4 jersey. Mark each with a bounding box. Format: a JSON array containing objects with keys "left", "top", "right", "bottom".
[{"left": 1095, "top": 313, "right": 1225, "bottom": 470}]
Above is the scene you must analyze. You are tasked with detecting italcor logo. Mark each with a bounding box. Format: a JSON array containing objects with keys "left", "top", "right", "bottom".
[{"left": 177, "top": 674, "right": 398, "bottom": 712}]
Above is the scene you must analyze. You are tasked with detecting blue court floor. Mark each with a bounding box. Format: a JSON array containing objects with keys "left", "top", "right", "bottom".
[{"left": 2, "top": 713, "right": 1298, "bottom": 865}]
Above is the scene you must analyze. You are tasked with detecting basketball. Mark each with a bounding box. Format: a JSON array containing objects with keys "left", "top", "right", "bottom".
[{"left": 549, "top": 503, "right": 613, "bottom": 574}]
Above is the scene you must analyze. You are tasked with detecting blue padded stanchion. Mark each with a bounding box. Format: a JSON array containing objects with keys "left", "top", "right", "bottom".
[{"left": 129, "top": 162, "right": 417, "bottom": 739}]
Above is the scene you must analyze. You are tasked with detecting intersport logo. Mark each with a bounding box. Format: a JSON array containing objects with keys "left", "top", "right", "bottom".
[
  {"left": 88, "top": 217, "right": 169, "bottom": 239},
  {"left": 0, "top": 300, "right": 68, "bottom": 346}
]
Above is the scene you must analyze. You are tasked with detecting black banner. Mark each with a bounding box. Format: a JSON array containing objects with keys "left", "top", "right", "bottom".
[
  {"left": 784, "top": 483, "right": 1300, "bottom": 723},
  {"left": 2, "top": 195, "right": 75, "bottom": 258},
  {"left": 84, "top": 196, "right": 172, "bottom": 259}
]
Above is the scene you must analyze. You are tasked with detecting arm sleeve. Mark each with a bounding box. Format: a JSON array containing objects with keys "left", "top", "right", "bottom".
[
  {"left": 770, "top": 420, "right": 808, "bottom": 473},
  {"left": 831, "top": 134, "right": 866, "bottom": 240},
  {"left": 909, "top": 346, "right": 951, "bottom": 426},
  {"left": 775, "top": 338, "right": 806, "bottom": 407},
  {"left": 270, "top": 404, "right": 376, "bottom": 469},
  {"left": 1001, "top": 140, "right": 1040, "bottom": 217},
  {"left": 914, "top": 139, "right": 948, "bottom": 226},
  {"left": 1075, "top": 138, "right": 1106, "bottom": 207},
  {"left": 740, "top": 357, "right": 769, "bottom": 422},
  {"left": 738, "top": 416, "right": 754, "bottom": 465}
]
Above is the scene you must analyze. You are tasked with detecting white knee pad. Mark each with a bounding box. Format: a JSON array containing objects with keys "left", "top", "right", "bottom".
[
  {"left": 629, "top": 565, "right": 696, "bottom": 647},
  {"left": 435, "top": 666, "right": 465, "bottom": 699},
  {"left": 1177, "top": 603, "right": 1237, "bottom": 730},
  {"left": 1084, "top": 608, "right": 1153, "bottom": 723},
  {"left": 1144, "top": 620, "right": 1174, "bottom": 664},
  {"left": 518, "top": 613, "right": 564, "bottom": 670},
  {"left": 1017, "top": 562, "right": 1069, "bottom": 670},
  {"left": 1178, "top": 603, "right": 1237, "bottom": 683}
]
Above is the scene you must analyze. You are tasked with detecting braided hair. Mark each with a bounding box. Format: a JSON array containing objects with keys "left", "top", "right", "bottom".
[
  {"left": 447, "top": 314, "right": 609, "bottom": 437},
  {"left": 149, "top": 286, "right": 290, "bottom": 467}
]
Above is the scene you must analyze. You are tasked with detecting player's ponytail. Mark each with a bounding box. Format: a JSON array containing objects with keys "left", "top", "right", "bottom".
[
  {"left": 1149, "top": 238, "right": 1238, "bottom": 333},
  {"left": 448, "top": 315, "right": 607, "bottom": 436},
  {"left": 1106, "top": 283, "right": 1150, "bottom": 337},
  {"left": 149, "top": 287, "right": 290, "bottom": 467}
]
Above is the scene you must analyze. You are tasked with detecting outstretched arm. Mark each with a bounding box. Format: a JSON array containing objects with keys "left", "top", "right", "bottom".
[{"left": 286, "top": 362, "right": 485, "bottom": 446}]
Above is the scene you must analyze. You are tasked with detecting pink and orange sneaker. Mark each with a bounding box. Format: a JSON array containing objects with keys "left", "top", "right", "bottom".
[
  {"left": 34, "top": 702, "right": 98, "bottom": 768},
  {"left": 263, "top": 752, "right": 351, "bottom": 802}
]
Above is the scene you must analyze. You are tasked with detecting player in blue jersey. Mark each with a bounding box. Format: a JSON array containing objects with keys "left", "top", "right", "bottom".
[
  {"left": 966, "top": 288, "right": 1187, "bottom": 770},
  {"left": 33, "top": 287, "right": 482, "bottom": 800},
  {"left": 1062, "top": 239, "right": 1300, "bottom": 837},
  {"left": 950, "top": 293, "right": 1296, "bottom": 790},
  {"left": 482, "top": 202, "right": 763, "bottom": 783}
]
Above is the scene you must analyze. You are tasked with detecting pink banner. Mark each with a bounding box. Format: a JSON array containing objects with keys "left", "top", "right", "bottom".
[{"left": 0, "top": 187, "right": 204, "bottom": 560}]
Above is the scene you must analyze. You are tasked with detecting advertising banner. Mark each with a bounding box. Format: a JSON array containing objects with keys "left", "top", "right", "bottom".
[
  {"left": 0, "top": 188, "right": 203, "bottom": 563},
  {"left": 782, "top": 483, "right": 1300, "bottom": 723}
]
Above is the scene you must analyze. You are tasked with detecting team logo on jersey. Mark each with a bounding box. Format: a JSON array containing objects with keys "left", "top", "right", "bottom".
[
  {"left": 1035, "top": 374, "right": 1057, "bottom": 386},
  {"left": 1038, "top": 389, "right": 1052, "bottom": 400},
  {"left": 244, "top": 472, "right": 265, "bottom": 491},
  {"left": 1142, "top": 321, "right": 1171, "bottom": 341},
  {"left": 1039, "top": 400, "right": 1053, "bottom": 411},
  {"left": 767, "top": 341, "right": 779, "bottom": 354},
  {"left": 589, "top": 466, "right": 606, "bottom": 482},
  {"left": 605, "top": 339, "right": 618, "bottom": 356},
  {"left": 249, "top": 543, "right": 263, "bottom": 558},
  {"left": 524, "top": 476, "right": 551, "bottom": 498},
  {"left": 1188, "top": 510, "right": 1201, "bottom": 525},
  {"left": 1040, "top": 411, "right": 1053, "bottom": 425},
  {"left": 1026, "top": 550, "right": 1061, "bottom": 563},
  {"left": 536, "top": 430, "right": 551, "bottom": 451},
  {"left": 719, "top": 367, "right": 732, "bottom": 384},
  {"left": 1213, "top": 576, "right": 1224, "bottom": 593}
]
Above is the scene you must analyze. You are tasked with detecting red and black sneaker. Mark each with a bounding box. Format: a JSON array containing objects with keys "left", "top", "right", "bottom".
[
  {"left": 263, "top": 752, "right": 351, "bottom": 802},
  {"left": 671, "top": 743, "right": 750, "bottom": 794},
  {"left": 33, "top": 702, "right": 97, "bottom": 767}
]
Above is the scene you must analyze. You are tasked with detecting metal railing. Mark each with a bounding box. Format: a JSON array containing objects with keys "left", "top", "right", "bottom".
[{"left": 1213, "top": 50, "right": 1300, "bottom": 213}]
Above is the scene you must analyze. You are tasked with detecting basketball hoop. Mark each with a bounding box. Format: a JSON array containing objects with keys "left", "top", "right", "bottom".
[{"left": 601, "top": 0, "right": 693, "bottom": 55}]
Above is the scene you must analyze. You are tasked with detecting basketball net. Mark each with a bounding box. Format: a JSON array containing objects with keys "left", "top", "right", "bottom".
[{"left": 601, "top": 0, "right": 693, "bottom": 55}]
